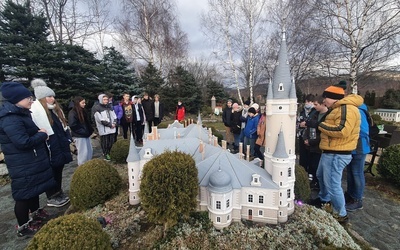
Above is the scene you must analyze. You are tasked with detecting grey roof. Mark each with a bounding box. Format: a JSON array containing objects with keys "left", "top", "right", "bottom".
[
  {"left": 138, "top": 137, "right": 220, "bottom": 162},
  {"left": 272, "top": 130, "right": 289, "bottom": 158},
  {"left": 289, "top": 80, "right": 297, "bottom": 99},
  {"left": 168, "top": 120, "right": 184, "bottom": 128},
  {"left": 126, "top": 135, "right": 140, "bottom": 162},
  {"left": 208, "top": 169, "right": 233, "bottom": 193},
  {"left": 198, "top": 150, "right": 278, "bottom": 190},
  {"left": 271, "top": 30, "right": 292, "bottom": 99},
  {"left": 197, "top": 113, "right": 202, "bottom": 125},
  {"left": 267, "top": 78, "right": 273, "bottom": 100},
  {"left": 157, "top": 124, "right": 209, "bottom": 142}
]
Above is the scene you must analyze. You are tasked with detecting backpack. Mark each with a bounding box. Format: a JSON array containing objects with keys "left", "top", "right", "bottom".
[{"left": 361, "top": 109, "right": 380, "bottom": 140}]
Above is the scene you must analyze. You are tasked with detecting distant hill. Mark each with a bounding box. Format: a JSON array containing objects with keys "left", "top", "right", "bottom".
[{"left": 226, "top": 70, "right": 400, "bottom": 103}]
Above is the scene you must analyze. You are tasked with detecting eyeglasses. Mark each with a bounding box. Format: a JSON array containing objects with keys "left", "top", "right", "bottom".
[{"left": 25, "top": 97, "right": 35, "bottom": 102}]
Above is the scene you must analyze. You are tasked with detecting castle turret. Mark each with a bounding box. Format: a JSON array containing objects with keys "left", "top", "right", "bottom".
[
  {"left": 127, "top": 135, "right": 141, "bottom": 205},
  {"left": 264, "top": 28, "right": 297, "bottom": 220}
]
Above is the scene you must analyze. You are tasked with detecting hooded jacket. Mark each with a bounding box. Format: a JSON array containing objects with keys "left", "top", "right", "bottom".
[
  {"left": 0, "top": 101, "right": 56, "bottom": 200},
  {"left": 94, "top": 94, "right": 117, "bottom": 136},
  {"left": 318, "top": 94, "right": 363, "bottom": 153}
]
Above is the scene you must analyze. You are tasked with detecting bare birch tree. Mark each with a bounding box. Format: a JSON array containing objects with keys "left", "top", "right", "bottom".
[
  {"left": 117, "top": 0, "right": 188, "bottom": 76},
  {"left": 201, "top": 0, "right": 269, "bottom": 104},
  {"left": 310, "top": 0, "right": 400, "bottom": 93}
]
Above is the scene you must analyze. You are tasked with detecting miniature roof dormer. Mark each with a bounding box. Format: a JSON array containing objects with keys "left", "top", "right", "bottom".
[
  {"left": 272, "top": 128, "right": 289, "bottom": 159},
  {"left": 271, "top": 27, "right": 292, "bottom": 99},
  {"left": 251, "top": 173, "right": 261, "bottom": 186}
]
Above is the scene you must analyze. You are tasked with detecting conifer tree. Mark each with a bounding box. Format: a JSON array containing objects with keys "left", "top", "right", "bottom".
[
  {"left": 164, "top": 66, "right": 202, "bottom": 114},
  {"left": 99, "top": 47, "right": 140, "bottom": 98},
  {"left": 139, "top": 63, "right": 164, "bottom": 97},
  {"left": 0, "top": 0, "right": 52, "bottom": 81}
]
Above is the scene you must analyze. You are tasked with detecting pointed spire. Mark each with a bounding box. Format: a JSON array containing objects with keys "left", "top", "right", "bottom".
[
  {"left": 197, "top": 112, "right": 202, "bottom": 125},
  {"left": 289, "top": 77, "right": 297, "bottom": 99},
  {"left": 127, "top": 133, "right": 140, "bottom": 162},
  {"left": 271, "top": 26, "right": 292, "bottom": 99},
  {"left": 272, "top": 128, "right": 289, "bottom": 158},
  {"left": 267, "top": 78, "right": 273, "bottom": 100}
]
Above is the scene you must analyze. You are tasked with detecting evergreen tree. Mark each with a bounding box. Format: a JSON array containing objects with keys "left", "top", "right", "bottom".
[
  {"left": 139, "top": 63, "right": 164, "bottom": 97},
  {"left": 0, "top": 0, "right": 52, "bottom": 81},
  {"left": 381, "top": 88, "right": 400, "bottom": 109},
  {"left": 99, "top": 47, "right": 140, "bottom": 99},
  {"left": 163, "top": 66, "right": 202, "bottom": 114},
  {"left": 205, "top": 79, "right": 229, "bottom": 104},
  {"left": 40, "top": 43, "right": 103, "bottom": 108}
]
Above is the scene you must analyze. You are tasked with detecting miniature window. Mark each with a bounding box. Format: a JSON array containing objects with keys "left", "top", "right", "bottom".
[
  {"left": 280, "top": 171, "right": 283, "bottom": 176},
  {"left": 227, "top": 215, "right": 230, "bottom": 221},
  {"left": 258, "top": 210, "right": 263, "bottom": 216},
  {"left": 216, "top": 201, "right": 221, "bottom": 209},
  {"left": 217, "top": 217, "right": 221, "bottom": 223},
  {"left": 133, "top": 196, "right": 136, "bottom": 199},
  {"left": 288, "top": 167, "right": 292, "bottom": 177},
  {"left": 132, "top": 175, "right": 134, "bottom": 179},
  {"left": 259, "top": 196, "right": 264, "bottom": 204},
  {"left": 132, "top": 183, "right": 134, "bottom": 187},
  {"left": 278, "top": 83, "right": 284, "bottom": 91},
  {"left": 248, "top": 194, "right": 253, "bottom": 203},
  {"left": 280, "top": 201, "right": 282, "bottom": 206},
  {"left": 280, "top": 182, "right": 282, "bottom": 186},
  {"left": 287, "top": 189, "right": 291, "bottom": 198},
  {"left": 226, "top": 199, "right": 230, "bottom": 208}
]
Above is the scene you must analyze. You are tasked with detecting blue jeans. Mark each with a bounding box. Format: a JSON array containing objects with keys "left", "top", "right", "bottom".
[
  {"left": 316, "top": 153, "right": 352, "bottom": 216},
  {"left": 346, "top": 154, "right": 367, "bottom": 201},
  {"left": 244, "top": 137, "right": 256, "bottom": 156}
]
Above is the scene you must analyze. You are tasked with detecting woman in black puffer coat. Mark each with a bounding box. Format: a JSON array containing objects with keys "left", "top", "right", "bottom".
[{"left": 0, "top": 82, "right": 56, "bottom": 236}]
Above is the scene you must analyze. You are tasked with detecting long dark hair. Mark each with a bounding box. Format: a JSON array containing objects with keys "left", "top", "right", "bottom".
[{"left": 73, "top": 96, "right": 86, "bottom": 123}]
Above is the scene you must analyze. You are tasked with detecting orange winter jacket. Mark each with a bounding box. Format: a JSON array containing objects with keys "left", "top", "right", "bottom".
[
  {"left": 318, "top": 94, "right": 363, "bottom": 152},
  {"left": 256, "top": 114, "right": 266, "bottom": 146}
]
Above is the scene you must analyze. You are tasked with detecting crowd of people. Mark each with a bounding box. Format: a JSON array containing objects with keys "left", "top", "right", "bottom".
[
  {"left": 0, "top": 80, "right": 171, "bottom": 237},
  {"left": 0, "top": 77, "right": 371, "bottom": 238}
]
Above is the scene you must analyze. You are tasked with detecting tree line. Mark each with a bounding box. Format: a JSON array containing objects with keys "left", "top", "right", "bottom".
[{"left": 0, "top": 0, "right": 230, "bottom": 114}]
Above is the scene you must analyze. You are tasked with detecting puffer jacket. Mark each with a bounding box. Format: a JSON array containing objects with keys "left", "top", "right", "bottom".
[
  {"left": 68, "top": 108, "right": 94, "bottom": 138},
  {"left": 94, "top": 94, "right": 117, "bottom": 136},
  {"left": 0, "top": 101, "right": 55, "bottom": 200},
  {"left": 244, "top": 114, "right": 260, "bottom": 139},
  {"left": 47, "top": 111, "right": 73, "bottom": 168},
  {"left": 318, "top": 94, "right": 363, "bottom": 152}
]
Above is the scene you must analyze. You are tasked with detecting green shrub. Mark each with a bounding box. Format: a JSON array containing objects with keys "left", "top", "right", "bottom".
[
  {"left": 26, "top": 213, "right": 111, "bottom": 250},
  {"left": 294, "top": 164, "right": 311, "bottom": 202},
  {"left": 110, "top": 139, "right": 130, "bottom": 163},
  {"left": 140, "top": 150, "right": 198, "bottom": 233},
  {"left": 70, "top": 159, "right": 122, "bottom": 210},
  {"left": 377, "top": 144, "right": 400, "bottom": 186}
]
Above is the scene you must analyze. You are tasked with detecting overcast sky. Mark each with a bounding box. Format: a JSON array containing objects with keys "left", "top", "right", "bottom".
[{"left": 176, "top": 0, "right": 211, "bottom": 59}]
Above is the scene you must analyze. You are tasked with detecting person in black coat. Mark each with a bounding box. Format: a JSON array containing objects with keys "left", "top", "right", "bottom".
[
  {"left": 0, "top": 82, "right": 56, "bottom": 237},
  {"left": 141, "top": 93, "right": 154, "bottom": 133},
  {"left": 132, "top": 96, "right": 145, "bottom": 144},
  {"left": 68, "top": 96, "right": 94, "bottom": 166},
  {"left": 30, "top": 79, "right": 72, "bottom": 208},
  {"left": 152, "top": 94, "right": 164, "bottom": 127}
]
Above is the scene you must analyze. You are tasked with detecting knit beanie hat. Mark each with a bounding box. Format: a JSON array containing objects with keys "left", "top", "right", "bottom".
[
  {"left": 244, "top": 100, "right": 250, "bottom": 106},
  {"left": 248, "top": 107, "right": 257, "bottom": 114},
  {"left": 1, "top": 82, "right": 32, "bottom": 104},
  {"left": 322, "top": 85, "right": 345, "bottom": 100},
  {"left": 251, "top": 103, "right": 259, "bottom": 111},
  {"left": 31, "top": 79, "right": 55, "bottom": 100}
]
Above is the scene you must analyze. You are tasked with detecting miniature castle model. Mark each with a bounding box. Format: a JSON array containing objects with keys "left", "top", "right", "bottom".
[{"left": 127, "top": 31, "right": 297, "bottom": 230}]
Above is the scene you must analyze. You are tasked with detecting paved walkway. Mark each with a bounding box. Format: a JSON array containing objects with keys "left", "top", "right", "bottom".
[{"left": 0, "top": 138, "right": 399, "bottom": 249}]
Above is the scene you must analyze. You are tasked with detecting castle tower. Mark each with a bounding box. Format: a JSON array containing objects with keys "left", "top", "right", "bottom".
[
  {"left": 127, "top": 135, "right": 141, "bottom": 205},
  {"left": 264, "top": 29, "right": 297, "bottom": 221}
]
